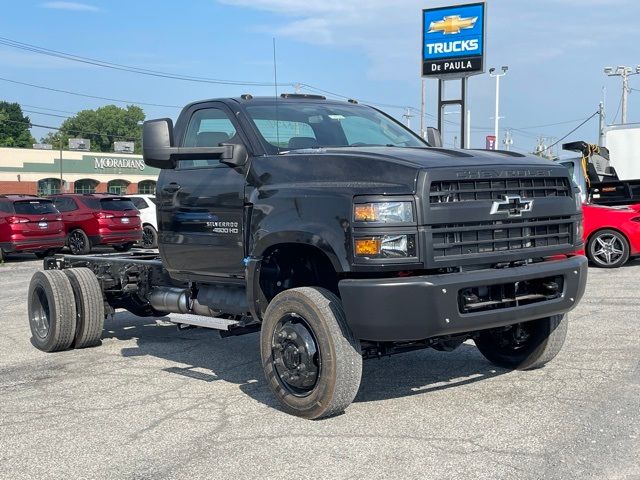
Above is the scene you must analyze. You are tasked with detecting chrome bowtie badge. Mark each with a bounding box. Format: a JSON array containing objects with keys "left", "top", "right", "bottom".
[{"left": 490, "top": 195, "right": 533, "bottom": 217}]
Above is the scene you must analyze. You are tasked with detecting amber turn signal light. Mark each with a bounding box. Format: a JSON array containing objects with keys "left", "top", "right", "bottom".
[
  {"left": 354, "top": 204, "right": 377, "bottom": 222},
  {"left": 354, "top": 238, "right": 381, "bottom": 256}
]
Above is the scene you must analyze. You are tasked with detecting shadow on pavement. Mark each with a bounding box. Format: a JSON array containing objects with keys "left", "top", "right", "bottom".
[{"left": 102, "top": 311, "right": 508, "bottom": 413}]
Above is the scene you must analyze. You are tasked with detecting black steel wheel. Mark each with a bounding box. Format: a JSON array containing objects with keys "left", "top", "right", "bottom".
[
  {"left": 28, "top": 270, "right": 77, "bottom": 352},
  {"left": 475, "top": 314, "right": 568, "bottom": 370},
  {"left": 141, "top": 225, "right": 158, "bottom": 249},
  {"left": 271, "top": 314, "right": 321, "bottom": 396},
  {"left": 587, "top": 229, "right": 629, "bottom": 268},
  {"left": 68, "top": 229, "right": 91, "bottom": 255},
  {"left": 260, "top": 287, "right": 362, "bottom": 419}
]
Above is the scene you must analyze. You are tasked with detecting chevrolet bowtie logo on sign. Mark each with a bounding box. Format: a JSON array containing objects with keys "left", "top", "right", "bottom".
[
  {"left": 490, "top": 195, "right": 534, "bottom": 218},
  {"left": 428, "top": 15, "right": 478, "bottom": 35},
  {"left": 422, "top": 2, "right": 486, "bottom": 78}
]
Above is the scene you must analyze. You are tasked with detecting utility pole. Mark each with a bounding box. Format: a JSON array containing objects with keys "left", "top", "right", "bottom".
[
  {"left": 403, "top": 107, "right": 414, "bottom": 129},
  {"left": 598, "top": 101, "right": 605, "bottom": 146},
  {"left": 604, "top": 65, "right": 640, "bottom": 124},
  {"left": 489, "top": 66, "right": 508, "bottom": 139},
  {"left": 503, "top": 129, "right": 513, "bottom": 151},
  {"left": 465, "top": 110, "right": 471, "bottom": 148},
  {"left": 420, "top": 79, "right": 426, "bottom": 138},
  {"left": 59, "top": 129, "right": 64, "bottom": 193}
]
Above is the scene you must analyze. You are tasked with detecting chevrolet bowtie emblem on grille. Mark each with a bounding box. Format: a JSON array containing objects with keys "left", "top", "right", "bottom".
[
  {"left": 490, "top": 195, "right": 534, "bottom": 217},
  {"left": 428, "top": 15, "right": 478, "bottom": 35}
]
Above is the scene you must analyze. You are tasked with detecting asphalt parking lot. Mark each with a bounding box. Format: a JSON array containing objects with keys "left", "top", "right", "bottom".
[{"left": 0, "top": 254, "right": 638, "bottom": 480}]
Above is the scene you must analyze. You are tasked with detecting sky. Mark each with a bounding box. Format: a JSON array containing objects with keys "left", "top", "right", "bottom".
[{"left": 0, "top": 0, "right": 639, "bottom": 155}]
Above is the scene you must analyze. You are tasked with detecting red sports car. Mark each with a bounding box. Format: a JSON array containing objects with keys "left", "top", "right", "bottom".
[{"left": 582, "top": 203, "right": 640, "bottom": 268}]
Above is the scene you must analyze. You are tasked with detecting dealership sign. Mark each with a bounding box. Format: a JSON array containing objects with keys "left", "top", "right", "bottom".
[
  {"left": 422, "top": 2, "right": 486, "bottom": 77},
  {"left": 93, "top": 156, "right": 146, "bottom": 171}
]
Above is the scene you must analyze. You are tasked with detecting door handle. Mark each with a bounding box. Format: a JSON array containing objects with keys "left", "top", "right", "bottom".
[{"left": 162, "top": 183, "right": 181, "bottom": 194}]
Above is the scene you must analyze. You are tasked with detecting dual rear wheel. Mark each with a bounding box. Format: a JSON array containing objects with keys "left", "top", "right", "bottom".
[{"left": 28, "top": 268, "right": 104, "bottom": 352}]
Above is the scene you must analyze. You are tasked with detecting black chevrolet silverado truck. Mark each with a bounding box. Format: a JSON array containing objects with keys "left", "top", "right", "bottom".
[{"left": 27, "top": 94, "right": 587, "bottom": 419}]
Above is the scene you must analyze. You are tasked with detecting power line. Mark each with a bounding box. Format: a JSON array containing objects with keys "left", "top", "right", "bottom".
[
  {"left": 1, "top": 118, "right": 141, "bottom": 141},
  {"left": 0, "top": 76, "right": 181, "bottom": 109},
  {"left": 508, "top": 117, "right": 596, "bottom": 130},
  {"left": 21, "top": 104, "right": 76, "bottom": 114},
  {"left": 539, "top": 112, "right": 598, "bottom": 153},
  {"left": 23, "top": 109, "right": 71, "bottom": 119},
  {"left": 0, "top": 36, "right": 292, "bottom": 87}
]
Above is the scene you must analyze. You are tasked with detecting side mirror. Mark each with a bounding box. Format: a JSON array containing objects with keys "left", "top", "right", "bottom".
[
  {"left": 220, "top": 143, "right": 248, "bottom": 168},
  {"left": 143, "top": 118, "right": 249, "bottom": 169},
  {"left": 426, "top": 127, "right": 443, "bottom": 148},
  {"left": 143, "top": 118, "right": 176, "bottom": 169}
]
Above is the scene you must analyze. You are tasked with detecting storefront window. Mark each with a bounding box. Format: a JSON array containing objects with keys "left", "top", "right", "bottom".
[
  {"left": 137, "top": 180, "right": 156, "bottom": 195},
  {"left": 74, "top": 179, "right": 98, "bottom": 194},
  {"left": 107, "top": 180, "right": 130, "bottom": 195},
  {"left": 37, "top": 178, "right": 61, "bottom": 196}
]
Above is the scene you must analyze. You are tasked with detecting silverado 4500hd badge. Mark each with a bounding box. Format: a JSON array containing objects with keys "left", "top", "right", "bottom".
[{"left": 206, "top": 221, "right": 239, "bottom": 234}]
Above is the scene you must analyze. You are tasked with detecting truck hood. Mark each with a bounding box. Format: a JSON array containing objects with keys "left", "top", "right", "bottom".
[
  {"left": 249, "top": 146, "right": 568, "bottom": 197},
  {"left": 312, "top": 146, "right": 557, "bottom": 169}
]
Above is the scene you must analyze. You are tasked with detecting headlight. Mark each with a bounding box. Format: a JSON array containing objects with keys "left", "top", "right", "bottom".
[
  {"left": 354, "top": 234, "right": 416, "bottom": 258},
  {"left": 354, "top": 201, "right": 414, "bottom": 223}
]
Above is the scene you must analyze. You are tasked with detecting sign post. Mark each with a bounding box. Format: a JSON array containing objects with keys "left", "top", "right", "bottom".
[{"left": 422, "top": 2, "right": 486, "bottom": 149}]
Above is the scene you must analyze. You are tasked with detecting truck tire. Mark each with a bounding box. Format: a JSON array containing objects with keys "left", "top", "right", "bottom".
[
  {"left": 28, "top": 270, "right": 77, "bottom": 352},
  {"left": 68, "top": 229, "right": 91, "bottom": 255},
  {"left": 64, "top": 268, "right": 105, "bottom": 348},
  {"left": 587, "top": 229, "right": 630, "bottom": 268},
  {"left": 141, "top": 225, "right": 158, "bottom": 249},
  {"left": 474, "top": 314, "right": 568, "bottom": 370},
  {"left": 0, "top": 248, "right": 4, "bottom": 263},
  {"left": 260, "top": 287, "right": 362, "bottom": 419}
]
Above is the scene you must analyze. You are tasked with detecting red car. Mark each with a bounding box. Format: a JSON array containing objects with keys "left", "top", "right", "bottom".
[
  {"left": 582, "top": 203, "right": 640, "bottom": 268},
  {"left": 0, "top": 195, "right": 65, "bottom": 261},
  {"left": 49, "top": 194, "right": 142, "bottom": 255}
]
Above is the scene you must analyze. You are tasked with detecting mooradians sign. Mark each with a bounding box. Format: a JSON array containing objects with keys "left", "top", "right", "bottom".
[{"left": 94, "top": 156, "right": 146, "bottom": 171}]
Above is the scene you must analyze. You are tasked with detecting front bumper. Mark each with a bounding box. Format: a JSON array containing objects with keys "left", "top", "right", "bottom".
[{"left": 338, "top": 255, "right": 588, "bottom": 341}]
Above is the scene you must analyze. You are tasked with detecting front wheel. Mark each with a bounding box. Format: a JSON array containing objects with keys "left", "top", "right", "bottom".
[
  {"left": 587, "top": 229, "right": 630, "bottom": 268},
  {"left": 474, "top": 314, "right": 568, "bottom": 370},
  {"left": 260, "top": 287, "right": 362, "bottom": 419}
]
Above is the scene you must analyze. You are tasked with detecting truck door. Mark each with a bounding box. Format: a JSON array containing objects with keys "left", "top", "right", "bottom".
[{"left": 157, "top": 103, "right": 247, "bottom": 279}]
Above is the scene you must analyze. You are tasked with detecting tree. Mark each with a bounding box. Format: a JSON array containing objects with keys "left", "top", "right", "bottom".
[
  {"left": 41, "top": 105, "right": 145, "bottom": 153},
  {"left": 0, "top": 101, "right": 36, "bottom": 148}
]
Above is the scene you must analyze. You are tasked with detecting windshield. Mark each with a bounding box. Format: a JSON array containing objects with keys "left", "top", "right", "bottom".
[
  {"left": 13, "top": 200, "right": 58, "bottom": 215},
  {"left": 245, "top": 102, "right": 427, "bottom": 153}
]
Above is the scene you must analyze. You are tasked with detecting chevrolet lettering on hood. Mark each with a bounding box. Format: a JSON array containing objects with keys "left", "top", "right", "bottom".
[{"left": 455, "top": 169, "right": 553, "bottom": 180}]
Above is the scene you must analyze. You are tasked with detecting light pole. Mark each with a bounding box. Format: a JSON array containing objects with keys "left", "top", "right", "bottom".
[
  {"left": 604, "top": 65, "right": 640, "bottom": 124},
  {"left": 489, "top": 66, "right": 508, "bottom": 140}
]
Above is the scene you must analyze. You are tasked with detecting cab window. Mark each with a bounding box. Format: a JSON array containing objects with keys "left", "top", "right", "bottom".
[{"left": 181, "top": 108, "right": 238, "bottom": 168}]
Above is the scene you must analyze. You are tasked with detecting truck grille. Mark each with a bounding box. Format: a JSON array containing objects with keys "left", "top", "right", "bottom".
[
  {"left": 432, "top": 216, "right": 573, "bottom": 259},
  {"left": 430, "top": 177, "right": 571, "bottom": 203}
]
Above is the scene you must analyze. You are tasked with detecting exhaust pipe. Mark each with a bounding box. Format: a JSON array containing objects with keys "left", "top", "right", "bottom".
[{"left": 148, "top": 287, "right": 217, "bottom": 316}]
